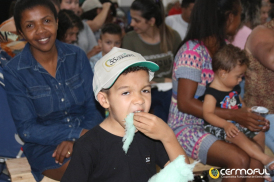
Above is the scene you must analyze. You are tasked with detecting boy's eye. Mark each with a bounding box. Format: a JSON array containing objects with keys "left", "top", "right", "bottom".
[
  {"left": 122, "top": 92, "right": 129, "bottom": 95},
  {"left": 45, "top": 19, "right": 50, "bottom": 23},
  {"left": 106, "top": 41, "right": 112, "bottom": 45},
  {"left": 142, "top": 89, "right": 150, "bottom": 93}
]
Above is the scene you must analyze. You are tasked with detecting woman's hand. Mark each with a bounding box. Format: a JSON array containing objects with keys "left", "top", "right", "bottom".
[
  {"left": 224, "top": 122, "right": 239, "bottom": 138},
  {"left": 230, "top": 108, "right": 269, "bottom": 132},
  {"left": 52, "top": 141, "right": 74, "bottom": 165},
  {"left": 133, "top": 112, "right": 173, "bottom": 142}
]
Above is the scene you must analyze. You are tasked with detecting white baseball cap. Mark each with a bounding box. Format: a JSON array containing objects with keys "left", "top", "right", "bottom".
[
  {"left": 81, "top": 0, "right": 102, "bottom": 13},
  {"left": 93, "top": 47, "right": 159, "bottom": 101}
]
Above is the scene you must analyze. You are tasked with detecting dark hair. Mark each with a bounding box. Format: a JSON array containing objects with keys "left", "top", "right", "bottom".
[
  {"left": 100, "top": 23, "right": 122, "bottom": 38},
  {"left": 57, "top": 9, "right": 83, "bottom": 41},
  {"left": 181, "top": 0, "right": 240, "bottom": 49},
  {"left": 181, "top": 0, "right": 195, "bottom": 8},
  {"left": 81, "top": 8, "right": 98, "bottom": 20},
  {"left": 131, "top": 0, "right": 174, "bottom": 53},
  {"left": 240, "top": 0, "right": 261, "bottom": 29},
  {"left": 50, "top": 0, "right": 61, "bottom": 10},
  {"left": 101, "top": 66, "right": 149, "bottom": 92},
  {"left": 212, "top": 44, "right": 249, "bottom": 73},
  {"left": 14, "top": 0, "right": 58, "bottom": 34}
]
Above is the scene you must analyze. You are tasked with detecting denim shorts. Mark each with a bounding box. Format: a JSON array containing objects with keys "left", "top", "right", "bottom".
[{"left": 23, "top": 143, "right": 70, "bottom": 181}]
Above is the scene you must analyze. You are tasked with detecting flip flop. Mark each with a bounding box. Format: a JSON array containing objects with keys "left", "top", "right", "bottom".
[{"left": 265, "top": 160, "right": 274, "bottom": 171}]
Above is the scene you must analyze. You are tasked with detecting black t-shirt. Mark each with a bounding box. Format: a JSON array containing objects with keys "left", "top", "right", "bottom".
[
  {"left": 205, "top": 84, "right": 242, "bottom": 108},
  {"left": 61, "top": 125, "right": 169, "bottom": 182},
  {"left": 203, "top": 84, "right": 242, "bottom": 125}
]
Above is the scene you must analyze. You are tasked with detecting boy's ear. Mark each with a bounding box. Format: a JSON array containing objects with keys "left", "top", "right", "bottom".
[
  {"left": 97, "top": 91, "right": 110, "bottom": 109},
  {"left": 98, "top": 39, "right": 102, "bottom": 47},
  {"left": 219, "top": 70, "right": 227, "bottom": 79}
]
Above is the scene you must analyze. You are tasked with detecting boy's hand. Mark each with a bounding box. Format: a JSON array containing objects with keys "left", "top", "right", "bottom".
[
  {"left": 52, "top": 141, "right": 74, "bottom": 165},
  {"left": 133, "top": 112, "right": 173, "bottom": 142},
  {"left": 224, "top": 122, "right": 239, "bottom": 138}
]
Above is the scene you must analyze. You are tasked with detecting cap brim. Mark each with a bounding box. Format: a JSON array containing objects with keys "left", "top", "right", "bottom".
[{"left": 102, "top": 61, "right": 159, "bottom": 89}]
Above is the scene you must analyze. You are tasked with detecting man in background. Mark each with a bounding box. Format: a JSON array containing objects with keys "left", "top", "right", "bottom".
[{"left": 165, "top": 0, "right": 195, "bottom": 40}]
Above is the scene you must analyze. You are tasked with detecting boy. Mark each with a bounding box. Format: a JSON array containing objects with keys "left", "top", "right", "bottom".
[
  {"left": 202, "top": 44, "right": 274, "bottom": 174},
  {"left": 89, "top": 23, "right": 122, "bottom": 72},
  {"left": 61, "top": 47, "right": 189, "bottom": 182}
]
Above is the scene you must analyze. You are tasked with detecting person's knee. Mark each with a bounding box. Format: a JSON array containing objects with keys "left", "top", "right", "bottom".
[{"left": 231, "top": 152, "right": 250, "bottom": 169}]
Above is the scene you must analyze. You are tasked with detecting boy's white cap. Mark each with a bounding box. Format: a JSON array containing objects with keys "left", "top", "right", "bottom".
[{"left": 93, "top": 47, "right": 159, "bottom": 101}]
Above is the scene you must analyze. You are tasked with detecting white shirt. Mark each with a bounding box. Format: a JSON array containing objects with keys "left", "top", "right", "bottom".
[{"left": 165, "top": 14, "right": 188, "bottom": 40}]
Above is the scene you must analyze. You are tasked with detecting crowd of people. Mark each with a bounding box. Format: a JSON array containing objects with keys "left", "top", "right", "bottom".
[{"left": 1, "top": 0, "right": 274, "bottom": 181}]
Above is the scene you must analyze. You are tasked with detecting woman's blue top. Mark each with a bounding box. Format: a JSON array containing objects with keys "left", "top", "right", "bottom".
[{"left": 3, "top": 40, "right": 103, "bottom": 181}]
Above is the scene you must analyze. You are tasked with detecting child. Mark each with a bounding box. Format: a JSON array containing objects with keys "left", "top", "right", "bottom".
[
  {"left": 89, "top": 23, "right": 122, "bottom": 72},
  {"left": 202, "top": 44, "right": 274, "bottom": 173},
  {"left": 57, "top": 9, "right": 83, "bottom": 44},
  {"left": 61, "top": 47, "right": 190, "bottom": 182}
]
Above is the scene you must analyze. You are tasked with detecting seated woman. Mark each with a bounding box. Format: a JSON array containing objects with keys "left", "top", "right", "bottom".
[
  {"left": 57, "top": 9, "right": 83, "bottom": 44},
  {"left": 3, "top": 0, "right": 103, "bottom": 181},
  {"left": 122, "top": 0, "right": 182, "bottom": 123},
  {"left": 168, "top": 0, "right": 270, "bottom": 181}
]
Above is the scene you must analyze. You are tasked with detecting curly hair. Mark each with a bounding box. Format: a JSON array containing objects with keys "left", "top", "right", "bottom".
[{"left": 212, "top": 44, "right": 249, "bottom": 73}]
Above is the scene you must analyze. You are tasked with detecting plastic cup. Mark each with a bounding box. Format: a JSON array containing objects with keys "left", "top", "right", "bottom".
[{"left": 251, "top": 106, "right": 269, "bottom": 118}]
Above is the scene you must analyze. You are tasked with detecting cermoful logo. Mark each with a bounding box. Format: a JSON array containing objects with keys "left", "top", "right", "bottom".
[
  {"left": 209, "top": 168, "right": 220, "bottom": 179},
  {"left": 105, "top": 53, "right": 136, "bottom": 67}
]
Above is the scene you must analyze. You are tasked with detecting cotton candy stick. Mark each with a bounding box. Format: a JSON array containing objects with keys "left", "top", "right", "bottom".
[{"left": 122, "top": 113, "right": 136, "bottom": 153}]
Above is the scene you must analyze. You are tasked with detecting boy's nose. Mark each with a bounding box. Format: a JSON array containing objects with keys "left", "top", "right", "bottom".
[{"left": 133, "top": 94, "right": 144, "bottom": 105}]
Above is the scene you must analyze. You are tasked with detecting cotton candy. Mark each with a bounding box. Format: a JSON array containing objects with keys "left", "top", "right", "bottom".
[
  {"left": 122, "top": 113, "right": 136, "bottom": 153},
  {"left": 148, "top": 155, "right": 198, "bottom": 182}
]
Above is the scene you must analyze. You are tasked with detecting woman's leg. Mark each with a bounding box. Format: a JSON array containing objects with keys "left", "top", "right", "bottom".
[
  {"left": 207, "top": 140, "right": 250, "bottom": 182},
  {"left": 42, "top": 160, "right": 70, "bottom": 181}
]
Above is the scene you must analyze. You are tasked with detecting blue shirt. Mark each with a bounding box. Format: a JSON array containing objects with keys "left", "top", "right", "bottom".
[
  {"left": 89, "top": 51, "right": 102, "bottom": 72},
  {"left": 3, "top": 40, "right": 103, "bottom": 181}
]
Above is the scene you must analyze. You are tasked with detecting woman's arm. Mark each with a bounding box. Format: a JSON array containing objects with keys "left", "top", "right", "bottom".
[
  {"left": 3, "top": 66, "right": 83, "bottom": 145},
  {"left": 246, "top": 25, "right": 274, "bottom": 71},
  {"left": 85, "top": 2, "right": 111, "bottom": 32},
  {"left": 177, "top": 78, "right": 266, "bottom": 131},
  {"left": 78, "top": 49, "right": 104, "bottom": 129}
]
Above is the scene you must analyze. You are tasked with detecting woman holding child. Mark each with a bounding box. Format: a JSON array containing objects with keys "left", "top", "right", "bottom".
[
  {"left": 168, "top": 0, "right": 270, "bottom": 181},
  {"left": 122, "top": 0, "right": 181, "bottom": 123},
  {"left": 3, "top": 0, "right": 103, "bottom": 181}
]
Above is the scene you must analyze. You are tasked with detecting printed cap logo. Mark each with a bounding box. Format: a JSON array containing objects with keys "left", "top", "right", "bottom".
[
  {"left": 209, "top": 168, "right": 220, "bottom": 179},
  {"left": 105, "top": 53, "right": 136, "bottom": 67}
]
